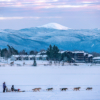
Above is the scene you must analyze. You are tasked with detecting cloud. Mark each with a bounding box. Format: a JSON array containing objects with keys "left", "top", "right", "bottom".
[
  {"left": 0, "top": 0, "right": 14, "bottom": 1},
  {"left": 0, "top": 17, "right": 40, "bottom": 20},
  {"left": 39, "top": 4, "right": 89, "bottom": 9},
  {"left": 0, "top": 16, "right": 62, "bottom": 20},
  {"left": 0, "top": 0, "right": 100, "bottom": 11}
]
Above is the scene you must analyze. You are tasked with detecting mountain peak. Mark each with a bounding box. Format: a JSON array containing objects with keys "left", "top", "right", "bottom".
[{"left": 38, "top": 23, "right": 70, "bottom": 30}]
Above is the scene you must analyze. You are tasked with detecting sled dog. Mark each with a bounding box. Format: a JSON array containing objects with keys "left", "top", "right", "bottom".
[
  {"left": 73, "top": 87, "right": 81, "bottom": 91},
  {"left": 86, "top": 87, "right": 92, "bottom": 90},
  {"left": 60, "top": 88, "right": 68, "bottom": 91},
  {"left": 46, "top": 88, "right": 53, "bottom": 91},
  {"left": 32, "top": 88, "right": 41, "bottom": 92}
]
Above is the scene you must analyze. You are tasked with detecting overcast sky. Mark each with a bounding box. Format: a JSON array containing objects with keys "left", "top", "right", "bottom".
[{"left": 0, "top": 0, "right": 100, "bottom": 29}]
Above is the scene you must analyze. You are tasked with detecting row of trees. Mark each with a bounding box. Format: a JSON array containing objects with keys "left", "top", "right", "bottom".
[
  {"left": 0, "top": 45, "right": 38, "bottom": 58},
  {"left": 0, "top": 45, "right": 18, "bottom": 58},
  {"left": 47, "top": 45, "right": 59, "bottom": 60},
  {"left": 1, "top": 44, "right": 98, "bottom": 62},
  {"left": 0, "top": 45, "right": 72, "bottom": 62},
  {"left": 46, "top": 45, "right": 72, "bottom": 62}
]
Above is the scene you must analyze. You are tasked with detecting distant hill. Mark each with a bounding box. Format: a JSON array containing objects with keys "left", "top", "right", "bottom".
[
  {"left": 38, "top": 23, "right": 70, "bottom": 30},
  {"left": 0, "top": 23, "right": 100, "bottom": 52}
]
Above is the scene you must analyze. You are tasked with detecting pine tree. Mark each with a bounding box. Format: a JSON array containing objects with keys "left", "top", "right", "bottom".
[
  {"left": 7, "top": 45, "right": 12, "bottom": 57},
  {"left": 47, "top": 45, "right": 59, "bottom": 61},
  {"left": 1, "top": 48, "right": 8, "bottom": 59},
  {"left": 0, "top": 49, "right": 1, "bottom": 57},
  {"left": 1, "top": 45, "right": 18, "bottom": 59},
  {"left": 7, "top": 45, "right": 18, "bottom": 56},
  {"left": 33, "top": 57, "right": 37, "bottom": 66},
  {"left": 19, "top": 50, "right": 27, "bottom": 55},
  {"left": 53, "top": 45, "right": 59, "bottom": 60},
  {"left": 11, "top": 46, "right": 18, "bottom": 55},
  {"left": 47, "top": 45, "right": 53, "bottom": 60},
  {"left": 30, "top": 51, "right": 34, "bottom": 55},
  {"left": 61, "top": 52, "right": 71, "bottom": 62}
]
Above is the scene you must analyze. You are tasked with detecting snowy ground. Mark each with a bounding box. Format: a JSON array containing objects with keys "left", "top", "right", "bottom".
[{"left": 0, "top": 60, "right": 100, "bottom": 100}]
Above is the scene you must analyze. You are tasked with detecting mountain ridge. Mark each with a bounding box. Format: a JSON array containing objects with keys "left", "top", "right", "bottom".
[{"left": 0, "top": 24, "right": 100, "bottom": 52}]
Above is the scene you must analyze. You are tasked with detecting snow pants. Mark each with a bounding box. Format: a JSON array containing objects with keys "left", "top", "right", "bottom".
[{"left": 3, "top": 88, "right": 5, "bottom": 92}]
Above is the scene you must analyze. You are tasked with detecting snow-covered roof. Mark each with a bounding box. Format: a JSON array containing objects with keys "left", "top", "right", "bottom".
[
  {"left": 12, "top": 55, "right": 48, "bottom": 58},
  {"left": 88, "top": 54, "right": 93, "bottom": 57},
  {"left": 37, "top": 52, "right": 41, "bottom": 55},
  {"left": 42, "top": 55, "right": 47, "bottom": 57},
  {"left": 72, "top": 51, "right": 85, "bottom": 54},
  {"left": 84, "top": 53, "right": 88, "bottom": 56},
  {"left": 12, "top": 55, "right": 28, "bottom": 58},
  {"left": 41, "top": 51, "right": 47, "bottom": 53},
  {"left": 66, "top": 51, "right": 71, "bottom": 53},
  {"left": 12, "top": 55, "right": 35, "bottom": 58},
  {"left": 12, "top": 55, "right": 20, "bottom": 57},
  {"left": 35, "top": 55, "right": 42, "bottom": 57},
  {"left": 21, "top": 55, "right": 28, "bottom": 57},
  {"left": 28, "top": 55, "right": 35, "bottom": 57},
  {"left": 93, "top": 57, "right": 100, "bottom": 60},
  {"left": 59, "top": 51, "right": 65, "bottom": 54}
]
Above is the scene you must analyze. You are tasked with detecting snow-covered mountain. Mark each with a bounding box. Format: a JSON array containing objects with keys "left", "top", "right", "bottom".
[
  {"left": 38, "top": 23, "right": 70, "bottom": 30},
  {"left": 0, "top": 23, "right": 100, "bottom": 52}
]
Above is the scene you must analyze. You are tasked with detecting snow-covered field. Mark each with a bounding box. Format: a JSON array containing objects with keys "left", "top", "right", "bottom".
[{"left": 0, "top": 60, "right": 100, "bottom": 100}]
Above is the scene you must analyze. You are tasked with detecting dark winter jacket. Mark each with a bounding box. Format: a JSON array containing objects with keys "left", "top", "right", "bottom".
[
  {"left": 11, "top": 85, "right": 14, "bottom": 91},
  {"left": 3, "top": 83, "right": 6, "bottom": 89}
]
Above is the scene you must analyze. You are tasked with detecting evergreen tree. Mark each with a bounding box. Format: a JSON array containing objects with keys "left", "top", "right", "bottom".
[
  {"left": 0, "top": 49, "right": 1, "bottom": 57},
  {"left": 58, "top": 53, "right": 62, "bottom": 61},
  {"left": 1, "top": 48, "right": 8, "bottom": 58},
  {"left": 19, "top": 50, "right": 27, "bottom": 55},
  {"left": 34, "top": 51, "right": 38, "bottom": 55},
  {"left": 47, "top": 45, "right": 59, "bottom": 61},
  {"left": 7, "top": 45, "right": 12, "bottom": 57},
  {"left": 7, "top": 45, "right": 18, "bottom": 57},
  {"left": 1, "top": 45, "right": 18, "bottom": 58},
  {"left": 61, "top": 52, "right": 71, "bottom": 62},
  {"left": 52, "top": 45, "right": 59, "bottom": 60},
  {"left": 47, "top": 45, "right": 53, "bottom": 60},
  {"left": 30, "top": 50, "right": 34, "bottom": 55},
  {"left": 33, "top": 57, "right": 37, "bottom": 66},
  {"left": 11, "top": 46, "right": 18, "bottom": 55}
]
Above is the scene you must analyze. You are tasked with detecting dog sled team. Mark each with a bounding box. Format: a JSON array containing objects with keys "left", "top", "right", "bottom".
[
  {"left": 3, "top": 82, "right": 25, "bottom": 93},
  {"left": 3, "top": 82, "right": 93, "bottom": 93},
  {"left": 32, "top": 87, "right": 92, "bottom": 92}
]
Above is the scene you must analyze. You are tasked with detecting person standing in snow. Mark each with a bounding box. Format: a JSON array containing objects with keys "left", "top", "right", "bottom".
[{"left": 3, "top": 82, "right": 6, "bottom": 93}]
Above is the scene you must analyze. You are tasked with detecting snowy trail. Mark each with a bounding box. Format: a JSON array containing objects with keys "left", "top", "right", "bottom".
[
  {"left": 0, "top": 89, "right": 100, "bottom": 100},
  {"left": 0, "top": 62, "right": 100, "bottom": 100}
]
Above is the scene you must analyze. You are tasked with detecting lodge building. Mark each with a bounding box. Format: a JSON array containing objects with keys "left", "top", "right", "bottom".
[
  {"left": 59, "top": 50, "right": 93, "bottom": 63},
  {"left": 11, "top": 50, "right": 93, "bottom": 63}
]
